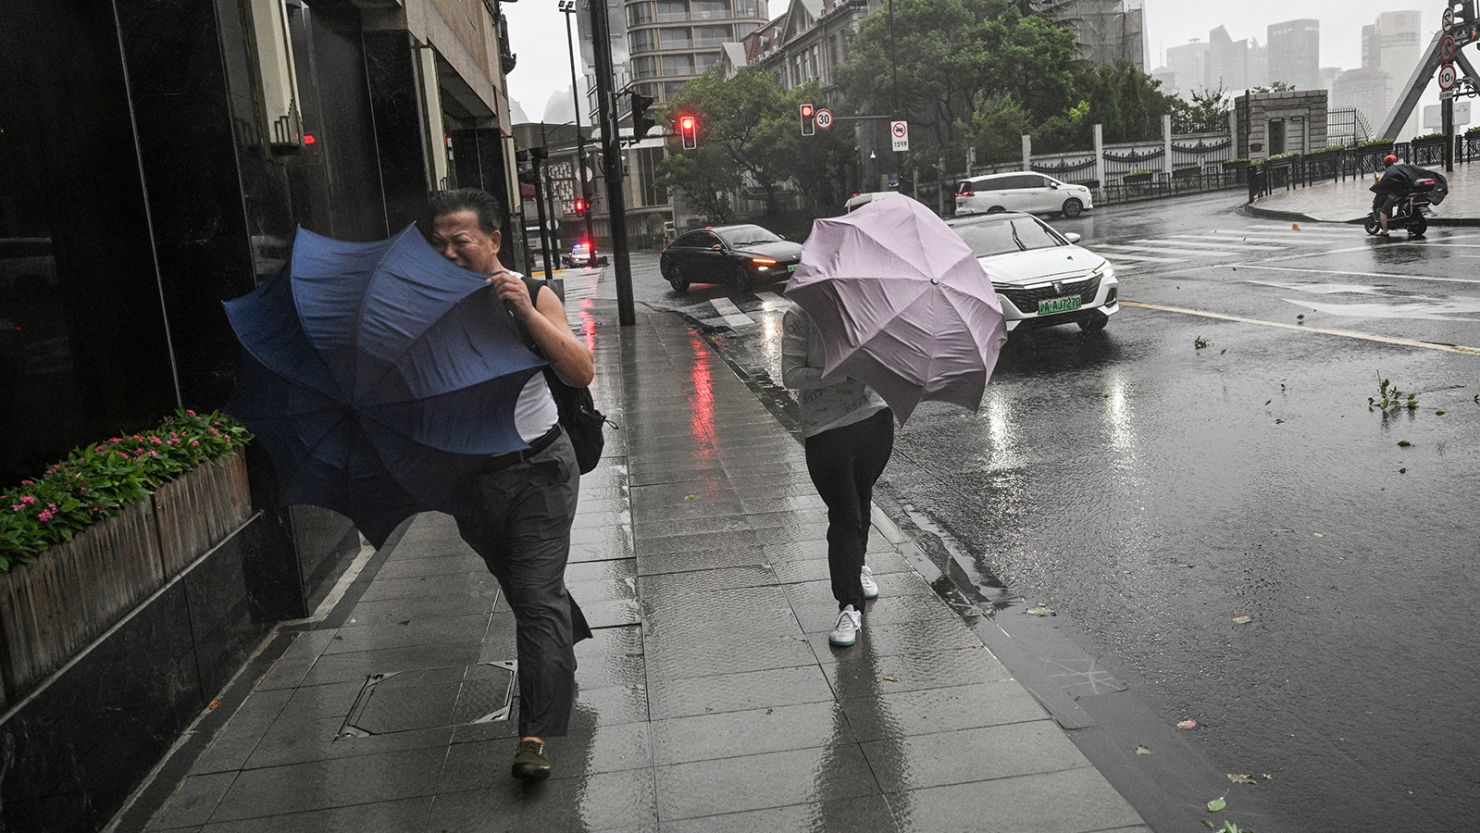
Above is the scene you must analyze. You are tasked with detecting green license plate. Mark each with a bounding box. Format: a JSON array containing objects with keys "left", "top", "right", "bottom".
[
  {"left": 1037, "top": 296, "right": 1082, "bottom": 315},
  {"left": 787, "top": 264, "right": 797, "bottom": 273}
]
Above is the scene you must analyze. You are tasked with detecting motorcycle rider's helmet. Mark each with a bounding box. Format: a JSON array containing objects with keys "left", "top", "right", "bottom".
[{"left": 1383, "top": 154, "right": 1398, "bottom": 165}]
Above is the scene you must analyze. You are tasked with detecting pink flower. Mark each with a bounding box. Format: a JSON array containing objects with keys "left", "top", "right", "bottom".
[
  {"left": 20, "top": 479, "right": 33, "bottom": 486},
  {"left": 209, "top": 428, "right": 221, "bottom": 436},
  {"left": 109, "top": 437, "right": 122, "bottom": 444},
  {"left": 190, "top": 439, "right": 201, "bottom": 447},
  {"left": 37, "top": 510, "right": 54, "bottom": 522},
  {"left": 149, "top": 450, "right": 159, "bottom": 457},
  {"left": 185, "top": 409, "right": 197, "bottom": 416},
  {"left": 10, "top": 504, "right": 23, "bottom": 513},
  {"left": 96, "top": 445, "right": 107, "bottom": 453},
  {"left": 149, "top": 436, "right": 163, "bottom": 445},
  {"left": 19, "top": 496, "right": 36, "bottom": 506},
  {"left": 117, "top": 451, "right": 129, "bottom": 459}
]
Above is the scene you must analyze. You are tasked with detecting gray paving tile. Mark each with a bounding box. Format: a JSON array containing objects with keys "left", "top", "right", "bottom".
[
  {"left": 148, "top": 772, "right": 237, "bottom": 830},
  {"left": 197, "top": 796, "right": 432, "bottom": 833},
  {"left": 762, "top": 535, "right": 896, "bottom": 565},
  {"left": 371, "top": 554, "right": 482, "bottom": 581},
  {"left": 838, "top": 681, "right": 1050, "bottom": 742},
  {"left": 634, "top": 528, "right": 761, "bottom": 557},
  {"left": 209, "top": 746, "right": 446, "bottom": 822},
  {"left": 191, "top": 690, "right": 293, "bottom": 774},
  {"left": 324, "top": 613, "right": 489, "bottom": 655},
  {"left": 808, "top": 617, "right": 983, "bottom": 664},
  {"left": 646, "top": 631, "right": 816, "bottom": 680},
  {"left": 636, "top": 547, "right": 769, "bottom": 576},
  {"left": 427, "top": 768, "right": 657, "bottom": 832},
  {"left": 571, "top": 510, "right": 630, "bottom": 531},
  {"left": 356, "top": 572, "right": 500, "bottom": 603},
  {"left": 651, "top": 701, "right": 850, "bottom": 765},
  {"left": 648, "top": 665, "right": 834, "bottom": 720},
  {"left": 584, "top": 597, "right": 643, "bottom": 628},
  {"left": 823, "top": 646, "right": 1011, "bottom": 696},
  {"left": 342, "top": 593, "right": 498, "bottom": 627},
  {"left": 751, "top": 520, "right": 832, "bottom": 545},
  {"left": 631, "top": 499, "right": 749, "bottom": 523},
  {"left": 862, "top": 721, "right": 1089, "bottom": 793},
  {"left": 568, "top": 534, "right": 636, "bottom": 564},
  {"left": 296, "top": 646, "right": 483, "bottom": 688},
  {"left": 632, "top": 514, "right": 754, "bottom": 541},
  {"left": 274, "top": 680, "right": 364, "bottom": 723},
  {"left": 885, "top": 768, "right": 1142, "bottom": 833},
  {"left": 641, "top": 582, "right": 790, "bottom": 613},
  {"left": 780, "top": 575, "right": 933, "bottom": 613},
  {"left": 656, "top": 795, "right": 901, "bottom": 833},
  {"left": 243, "top": 711, "right": 454, "bottom": 770},
  {"left": 575, "top": 625, "right": 648, "bottom": 689},
  {"left": 655, "top": 744, "right": 880, "bottom": 821},
  {"left": 566, "top": 558, "right": 636, "bottom": 585},
  {"left": 636, "top": 565, "right": 778, "bottom": 596},
  {"left": 570, "top": 523, "right": 634, "bottom": 550}
]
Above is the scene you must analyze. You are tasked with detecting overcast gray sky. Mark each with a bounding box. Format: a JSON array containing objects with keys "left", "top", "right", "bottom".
[
  {"left": 503, "top": 1, "right": 1443, "bottom": 121},
  {"left": 1145, "top": 1, "right": 1435, "bottom": 69}
]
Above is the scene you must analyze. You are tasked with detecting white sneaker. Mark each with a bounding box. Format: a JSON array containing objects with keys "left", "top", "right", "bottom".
[
  {"left": 829, "top": 605, "right": 862, "bottom": 647},
  {"left": 860, "top": 566, "right": 879, "bottom": 599}
]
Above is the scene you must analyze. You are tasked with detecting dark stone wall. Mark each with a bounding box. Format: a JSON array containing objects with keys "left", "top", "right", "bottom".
[{"left": 363, "top": 30, "right": 434, "bottom": 233}]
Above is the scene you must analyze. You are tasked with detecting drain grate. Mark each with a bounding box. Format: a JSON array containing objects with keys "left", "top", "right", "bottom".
[{"left": 338, "top": 661, "right": 516, "bottom": 738}]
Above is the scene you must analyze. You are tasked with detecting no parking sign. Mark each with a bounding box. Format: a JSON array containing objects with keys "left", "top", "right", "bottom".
[{"left": 890, "top": 120, "right": 909, "bottom": 152}]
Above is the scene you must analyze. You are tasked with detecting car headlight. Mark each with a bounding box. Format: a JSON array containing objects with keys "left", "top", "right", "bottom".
[{"left": 1092, "top": 260, "right": 1114, "bottom": 281}]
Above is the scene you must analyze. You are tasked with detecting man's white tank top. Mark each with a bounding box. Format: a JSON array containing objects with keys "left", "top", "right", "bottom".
[{"left": 514, "top": 369, "right": 559, "bottom": 442}]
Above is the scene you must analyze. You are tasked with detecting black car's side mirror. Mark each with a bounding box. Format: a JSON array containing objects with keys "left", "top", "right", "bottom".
[{"left": 709, "top": 244, "right": 723, "bottom": 251}]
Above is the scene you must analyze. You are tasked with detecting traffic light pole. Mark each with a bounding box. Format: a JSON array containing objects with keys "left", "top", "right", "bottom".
[
  {"left": 562, "top": 7, "right": 597, "bottom": 267},
  {"left": 587, "top": 0, "right": 636, "bottom": 326},
  {"left": 529, "top": 149, "right": 556, "bottom": 281}
]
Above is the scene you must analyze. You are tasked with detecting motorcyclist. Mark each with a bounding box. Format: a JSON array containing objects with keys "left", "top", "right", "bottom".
[{"left": 1370, "top": 154, "right": 1405, "bottom": 237}]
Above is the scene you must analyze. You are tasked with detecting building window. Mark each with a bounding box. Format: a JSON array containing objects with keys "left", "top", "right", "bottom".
[
  {"left": 633, "top": 56, "right": 659, "bottom": 79},
  {"left": 693, "top": 25, "right": 731, "bottom": 46},
  {"left": 660, "top": 27, "right": 692, "bottom": 48},
  {"left": 662, "top": 80, "right": 687, "bottom": 101},
  {"left": 696, "top": 50, "right": 721, "bottom": 72},
  {"left": 662, "top": 54, "right": 695, "bottom": 76},
  {"left": 629, "top": 29, "right": 657, "bottom": 52},
  {"left": 656, "top": 0, "right": 686, "bottom": 22},
  {"left": 637, "top": 148, "right": 667, "bottom": 206},
  {"left": 627, "top": 2, "right": 654, "bottom": 25},
  {"left": 691, "top": 0, "right": 727, "bottom": 20},
  {"left": 734, "top": 0, "right": 760, "bottom": 18}
]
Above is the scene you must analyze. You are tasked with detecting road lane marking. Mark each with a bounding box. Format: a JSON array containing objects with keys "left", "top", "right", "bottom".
[
  {"left": 1120, "top": 300, "right": 1480, "bottom": 355},
  {"left": 754, "top": 291, "right": 789, "bottom": 308},
  {"left": 1155, "top": 237, "right": 1270, "bottom": 251},
  {"left": 1225, "top": 263, "right": 1480, "bottom": 286},
  {"left": 1248, "top": 224, "right": 1351, "bottom": 235},
  {"left": 1179, "top": 233, "right": 1341, "bottom": 246},
  {"left": 1097, "top": 251, "right": 1185, "bottom": 264},
  {"left": 1098, "top": 244, "right": 1245, "bottom": 258},
  {"left": 709, "top": 297, "right": 757, "bottom": 328}
]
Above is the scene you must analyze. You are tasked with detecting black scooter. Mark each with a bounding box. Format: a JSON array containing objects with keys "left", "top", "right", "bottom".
[{"left": 1365, "top": 176, "right": 1441, "bottom": 238}]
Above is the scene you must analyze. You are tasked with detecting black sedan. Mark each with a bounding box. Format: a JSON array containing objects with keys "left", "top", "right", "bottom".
[{"left": 659, "top": 224, "right": 802, "bottom": 293}]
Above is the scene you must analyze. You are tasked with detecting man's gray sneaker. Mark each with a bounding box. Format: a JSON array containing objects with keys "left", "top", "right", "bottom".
[
  {"left": 829, "top": 605, "right": 862, "bottom": 647},
  {"left": 861, "top": 566, "right": 879, "bottom": 599}
]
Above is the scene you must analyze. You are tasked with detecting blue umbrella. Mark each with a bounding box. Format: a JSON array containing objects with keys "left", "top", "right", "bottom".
[{"left": 223, "top": 224, "right": 545, "bottom": 547}]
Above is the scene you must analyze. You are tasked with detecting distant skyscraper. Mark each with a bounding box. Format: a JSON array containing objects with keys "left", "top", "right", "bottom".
[
  {"left": 1248, "top": 39, "right": 1270, "bottom": 87},
  {"left": 1370, "top": 10, "right": 1424, "bottom": 137},
  {"left": 1332, "top": 67, "right": 1391, "bottom": 136},
  {"left": 1267, "top": 18, "right": 1320, "bottom": 90},
  {"left": 1166, "top": 38, "right": 1209, "bottom": 96},
  {"left": 1208, "top": 25, "right": 1248, "bottom": 92}
]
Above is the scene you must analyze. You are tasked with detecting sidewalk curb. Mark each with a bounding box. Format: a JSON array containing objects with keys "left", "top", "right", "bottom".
[{"left": 1242, "top": 200, "right": 1480, "bottom": 226}]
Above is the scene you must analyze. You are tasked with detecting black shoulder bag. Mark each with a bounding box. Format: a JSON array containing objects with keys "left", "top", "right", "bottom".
[{"left": 516, "top": 277, "right": 613, "bottom": 474}]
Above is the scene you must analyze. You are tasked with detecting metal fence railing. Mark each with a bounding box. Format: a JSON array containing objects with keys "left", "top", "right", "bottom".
[{"left": 1248, "top": 136, "right": 1477, "bottom": 201}]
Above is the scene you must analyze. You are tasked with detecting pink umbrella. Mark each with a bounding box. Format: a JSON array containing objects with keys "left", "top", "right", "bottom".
[{"left": 783, "top": 196, "right": 1008, "bottom": 423}]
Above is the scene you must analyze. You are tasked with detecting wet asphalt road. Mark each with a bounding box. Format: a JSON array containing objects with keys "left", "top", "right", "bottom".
[{"left": 572, "top": 191, "right": 1480, "bottom": 832}]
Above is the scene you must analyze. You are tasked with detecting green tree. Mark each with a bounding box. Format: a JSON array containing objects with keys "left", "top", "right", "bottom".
[
  {"left": 654, "top": 149, "right": 738, "bottom": 223},
  {"left": 968, "top": 94, "right": 1032, "bottom": 163},
  {"left": 657, "top": 67, "right": 795, "bottom": 215},
  {"left": 1170, "top": 85, "right": 1230, "bottom": 134},
  {"left": 778, "top": 82, "right": 858, "bottom": 210},
  {"left": 836, "top": 0, "right": 1079, "bottom": 161}
]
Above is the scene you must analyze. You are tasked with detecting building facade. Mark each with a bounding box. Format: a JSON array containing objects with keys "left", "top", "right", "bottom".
[
  {"left": 1038, "top": 0, "right": 1146, "bottom": 71},
  {"left": 627, "top": 0, "right": 771, "bottom": 103},
  {"left": 1370, "top": 10, "right": 1425, "bottom": 139},
  {"left": 1267, "top": 18, "right": 1321, "bottom": 91},
  {"left": 1235, "top": 89, "right": 1329, "bottom": 160},
  {"left": 1166, "top": 39, "right": 1210, "bottom": 96}
]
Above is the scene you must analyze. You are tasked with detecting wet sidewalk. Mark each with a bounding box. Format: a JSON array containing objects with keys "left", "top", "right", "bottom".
[
  {"left": 127, "top": 292, "right": 1149, "bottom": 832},
  {"left": 1250, "top": 161, "right": 1480, "bottom": 223}
]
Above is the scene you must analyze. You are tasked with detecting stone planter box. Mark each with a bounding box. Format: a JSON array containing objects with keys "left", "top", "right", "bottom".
[{"left": 0, "top": 449, "right": 251, "bottom": 702}]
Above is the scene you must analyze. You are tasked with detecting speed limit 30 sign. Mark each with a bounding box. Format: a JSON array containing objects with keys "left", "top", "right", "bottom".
[{"left": 814, "top": 108, "right": 833, "bottom": 130}]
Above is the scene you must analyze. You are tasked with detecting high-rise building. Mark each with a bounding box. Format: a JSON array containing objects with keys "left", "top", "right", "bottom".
[
  {"left": 624, "top": 0, "right": 769, "bottom": 104},
  {"left": 1037, "top": 0, "right": 1147, "bottom": 70},
  {"left": 1166, "top": 38, "right": 1210, "bottom": 96},
  {"left": 1248, "top": 38, "right": 1270, "bottom": 87},
  {"left": 1371, "top": 10, "right": 1424, "bottom": 136},
  {"left": 1332, "top": 66, "right": 1391, "bottom": 134},
  {"left": 1267, "top": 18, "right": 1320, "bottom": 90},
  {"left": 1208, "top": 26, "right": 1248, "bottom": 92}
]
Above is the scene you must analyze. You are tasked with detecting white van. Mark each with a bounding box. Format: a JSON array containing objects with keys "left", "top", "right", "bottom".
[
  {"left": 843, "top": 191, "right": 904, "bottom": 213},
  {"left": 955, "top": 172, "right": 1094, "bottom": 218}
]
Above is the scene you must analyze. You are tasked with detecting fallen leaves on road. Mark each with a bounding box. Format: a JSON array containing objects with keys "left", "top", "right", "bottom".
[
  {"left": 882, "top": 674, "right": 899, "bottom": 683},
  {"left": 1227, "top": 773, "right": 1258, "bottom": 785},
  {"left": 1397, "top": 440, "right": 1413, "bottom": 448},
  {"left": 684, "top": 495, "right": 696, "bottom": 502},
  {"left": 1207, "top": 796, "right": 1228, "bottom": 812},
  {"left": 208, "top": 698, "right": 221, "bottom": 710},
  {"left": 1232, "top": 615, "right": 1253, "bottom": 625},
  {"left": 1292, "top": 223, "right": 1302, "bottom": 231},
  {"left": 1177, "top": 719, "right": 1199, "bottom": 730},
  {"left": 1026, "top": 605, "right": 1056, "bottom": 617},
  {"left": 1136, "top": 744, "right": 1152, "bottom": 755}
]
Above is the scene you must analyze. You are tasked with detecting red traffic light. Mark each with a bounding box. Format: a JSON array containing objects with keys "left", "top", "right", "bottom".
[
  {"left": 574, "top": 198, "right": 588, "bottom": 214},
  {"left": 801, "top": 104, "right": 814, "bottom": 117},
  {"left": 679, "top": 114, "right": 698, "bottom": 149},
  {"left": 799, "top": 103, "right": 816, "bottom": 136}
]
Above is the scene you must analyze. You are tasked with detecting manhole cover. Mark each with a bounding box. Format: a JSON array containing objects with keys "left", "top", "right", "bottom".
[{"left": 338, "top": 661, "right": 516, "bottom": 738}]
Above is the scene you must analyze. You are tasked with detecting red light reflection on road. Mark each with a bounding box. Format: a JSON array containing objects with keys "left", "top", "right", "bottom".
[
  {"left": 689, "top": 333, "right": 716, "bottom": 458},
  {"left": 579, "top": 299, "right": 597, "bottom": 352}
]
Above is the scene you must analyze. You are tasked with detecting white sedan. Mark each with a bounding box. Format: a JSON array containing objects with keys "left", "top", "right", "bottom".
[{"left": 947, "top": 212, "right": 1118, "bottom": 333}]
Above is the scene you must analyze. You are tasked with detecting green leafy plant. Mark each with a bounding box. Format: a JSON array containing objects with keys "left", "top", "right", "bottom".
[
  {"left": 0, "top": 410, "right": 251, "bottom": 569},
  {"left": 1368, "top": 374, "right": 1417, "bottom": 413},
  {"left": 1202, "top": 821, "right": 1256, "bottom": 833}
]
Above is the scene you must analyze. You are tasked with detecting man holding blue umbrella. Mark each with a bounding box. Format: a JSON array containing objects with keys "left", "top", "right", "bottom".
[{"left": 428, "top": 188, "right": 595, "bottom": 781}]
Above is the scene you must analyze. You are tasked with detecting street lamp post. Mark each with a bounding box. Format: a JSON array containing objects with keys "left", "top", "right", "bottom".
[{"left": 559, "top": 0, "right": 597, "bottom": 267}]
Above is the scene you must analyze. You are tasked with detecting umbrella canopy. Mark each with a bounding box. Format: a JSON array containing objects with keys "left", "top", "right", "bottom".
[
  {"left": 784, "top": 197, "right": 1008, "bottom": 423},
  {"left": 224, "top": 224, "right": 546, "bottom": 546}
]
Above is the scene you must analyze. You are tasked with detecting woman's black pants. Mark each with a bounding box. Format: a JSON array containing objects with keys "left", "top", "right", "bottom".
[{"left": 803, "top": 408, "right": 895, "bottom": 612}]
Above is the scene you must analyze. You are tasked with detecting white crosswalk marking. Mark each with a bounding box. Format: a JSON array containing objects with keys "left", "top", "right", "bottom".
[
  {"left": 1247, "top": 224, "right": 1351, "bottom": 237},
  {"left": 709, "top": 297, "right": 757, "bottom": 328},
  {"left": 1148, "top": 237, "right": 1268, "bottom": 251},
  {"left": 1098, "top": 251, "right": 1185, "bottom": 264},
  {"left": 754, "top": 291, "right": 789, "bottom": 308},
  {"left": 1178, "top": 232, "right": 1345, "bottom": 246},
  {"left": 1098, "top": 243, "right": 1251, "bottom": 258}
]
